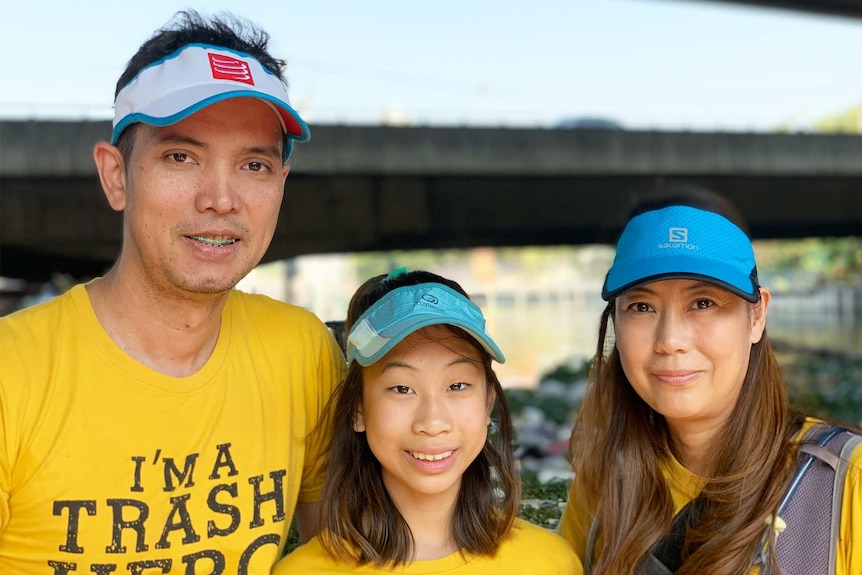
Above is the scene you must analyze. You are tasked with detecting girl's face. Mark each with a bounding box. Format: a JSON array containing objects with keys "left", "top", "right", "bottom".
[
  {"left": 613, "top": 279, "right": 769, "bottom": 437},
  {"left": 355, "top": 325, "right": 493, "bottom": 512}
]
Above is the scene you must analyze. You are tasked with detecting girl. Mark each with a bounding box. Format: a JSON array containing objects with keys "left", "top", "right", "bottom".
[
  {"left": 558, "top": 183, "right": 862, "bottom": 575},
  {"left": 275, "top": 269, "right": 581, "bottom": 573}
]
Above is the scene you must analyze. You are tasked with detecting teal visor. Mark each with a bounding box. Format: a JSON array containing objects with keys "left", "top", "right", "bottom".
[{"left": 346, "top": 283, "right": 505, "bottom": 366}]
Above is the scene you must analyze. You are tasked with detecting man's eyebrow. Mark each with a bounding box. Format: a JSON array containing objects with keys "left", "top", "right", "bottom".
[
  {"left": 242, "top": 144, "right": 284, "bottom": 160},
  {"left": 150, "top": 133, "right": 207, "bottom": 149}
]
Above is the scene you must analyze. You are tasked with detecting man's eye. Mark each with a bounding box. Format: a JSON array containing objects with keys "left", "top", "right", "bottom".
[
  {"left": 171, "top": 153, "right": 188, "bottom": 162},
  {"left": 246, "top": 161, "right": 274, "bottom": 173}
]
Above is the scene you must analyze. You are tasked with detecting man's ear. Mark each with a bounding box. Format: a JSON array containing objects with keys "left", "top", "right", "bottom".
[
  {"left": 93, "top": 142, "right": 128, "bottom": 212},
  {"left": 353, "top": 403, "right": 366, "bottom": 433}
]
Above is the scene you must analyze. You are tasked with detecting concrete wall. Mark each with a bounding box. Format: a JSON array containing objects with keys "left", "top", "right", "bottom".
[{"left": 2, "top": 121, "right": 861, "bottom": 281}]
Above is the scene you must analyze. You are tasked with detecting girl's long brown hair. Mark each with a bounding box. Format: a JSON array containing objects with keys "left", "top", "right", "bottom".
[{"left": 314, "top": 271, "right": 520, "bottom": 567}]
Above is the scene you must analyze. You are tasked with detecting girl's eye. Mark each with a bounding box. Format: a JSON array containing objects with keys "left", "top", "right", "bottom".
[
  {"left": 449, "top": 382, "right": 469, "bottom": 391},
  {"left": 392, "top": 385, "right": 412, "bottom": 394}
]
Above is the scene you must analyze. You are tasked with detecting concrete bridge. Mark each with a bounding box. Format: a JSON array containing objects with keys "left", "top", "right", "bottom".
[{"left": 1, "top": 120, "right": 861, "bottom": 281}]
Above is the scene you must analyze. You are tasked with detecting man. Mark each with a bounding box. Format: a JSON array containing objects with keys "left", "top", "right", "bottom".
[{"left": 0, "top": 11, "right": 344, "bottom": 574}]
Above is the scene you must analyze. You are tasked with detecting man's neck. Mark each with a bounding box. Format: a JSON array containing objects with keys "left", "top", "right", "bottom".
[{"left": 86, "top": 272, "right": 229, "bottom": 377}]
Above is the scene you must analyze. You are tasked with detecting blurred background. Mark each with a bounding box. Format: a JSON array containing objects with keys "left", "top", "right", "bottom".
[{"left": 1, "top": 0, "right": 861, "bottom": 524}]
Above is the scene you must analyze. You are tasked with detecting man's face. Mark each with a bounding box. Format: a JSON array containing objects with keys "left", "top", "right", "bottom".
[{"left": 119, "top": 97, "right": 288, "bottom": 299}]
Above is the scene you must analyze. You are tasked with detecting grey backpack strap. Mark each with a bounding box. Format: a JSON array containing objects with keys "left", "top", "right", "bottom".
[
  {"left": 798, "top": 443, "right": 841, "bottom": 470},
  {"left": 774, "top": 424, "right": 860, "bottom": 575},
  {"left": 586, "top": 498, "right": 705, "bottom": 575}
]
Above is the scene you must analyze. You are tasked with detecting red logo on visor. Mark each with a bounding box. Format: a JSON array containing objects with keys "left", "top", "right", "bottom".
[{"left": 208, "top": 53, "right": 255, "bottom": 85}]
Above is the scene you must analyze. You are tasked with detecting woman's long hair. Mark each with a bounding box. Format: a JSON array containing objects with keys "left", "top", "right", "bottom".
[
  {"left": 569, "top": 182, "right": 804, "bottom": 575},
  {"left": 569, "top": 183, "right": 806, "bottom": 575},
  {"left": 315, "top": 271, "right": 520, "bottom": 566},
  {"left": 571, "top": 304, "right": 805, "bottom": 575}
]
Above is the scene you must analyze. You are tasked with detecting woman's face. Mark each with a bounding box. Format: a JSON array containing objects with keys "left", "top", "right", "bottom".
[
  {"left": 354, "top": 325, "right": 493, "bottom": 513},
  {"left": 613, "top": 279, "right": 769, "bottom": 436}
]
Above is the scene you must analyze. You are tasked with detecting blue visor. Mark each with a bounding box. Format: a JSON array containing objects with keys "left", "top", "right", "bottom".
[
  {"left": 346, "top": 283, "right": 505, "bottom": 366},
  {"left": 603, "top": 205, "right": 759, "bottom": 302}
]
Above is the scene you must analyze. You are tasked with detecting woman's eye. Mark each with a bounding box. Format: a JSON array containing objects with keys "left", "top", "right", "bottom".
[
  {"left": 449, "top": 382, "right": 468, "bottom": 391},
  {"left": 393, "top": 385, "right": 412, "bottom": 394},
  {"left": 628, "top": 302, "right": 651, "bottom": 313}
]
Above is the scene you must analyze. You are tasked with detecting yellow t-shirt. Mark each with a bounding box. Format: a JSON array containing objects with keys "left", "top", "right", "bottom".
[
  {"left": 557, "top": 418, "right": 862, "bottom": 575},
  {"left": 273, "top": 518, "right": 582, "bottom": 574},
  {"left": 0, "top": 284, "right": 344, "bottom": 574}
]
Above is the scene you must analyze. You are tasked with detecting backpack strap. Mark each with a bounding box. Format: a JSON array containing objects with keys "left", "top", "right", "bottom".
[
  {"left": 644, "top": 496, "right": 707, "bottom": 573},
  {"left": 772, "top": 423, "right": 861, "bottom": 575}
]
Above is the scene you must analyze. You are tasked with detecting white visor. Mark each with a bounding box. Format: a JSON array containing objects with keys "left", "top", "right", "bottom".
[{"left": 112, "top": 43, "right": 309, "bottom": 160}]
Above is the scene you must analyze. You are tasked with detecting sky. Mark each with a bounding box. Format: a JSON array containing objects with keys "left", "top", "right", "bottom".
[{"left": 1, "top": 0, "right": 860, "bottom": 132}]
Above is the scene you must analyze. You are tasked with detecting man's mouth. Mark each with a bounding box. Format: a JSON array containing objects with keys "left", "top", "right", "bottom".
[{"left": 188, "top": 235, "right": 237, "bottom": 247}]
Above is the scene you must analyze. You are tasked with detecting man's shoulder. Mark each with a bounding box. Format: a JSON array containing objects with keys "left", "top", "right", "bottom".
[
  {"left": 226, "top": 290, "right": 338, "bottom": 347},
  {"left": 0, "top": 286, "right": 79, "bottom": 341}
]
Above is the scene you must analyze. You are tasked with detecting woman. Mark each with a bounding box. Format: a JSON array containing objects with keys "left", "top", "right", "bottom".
[
  {"left": 558, "top": 184, "right": 862, "bottom": 575},
  {"left": 275, "top": 269, "right": 581, "bottom": 573}
]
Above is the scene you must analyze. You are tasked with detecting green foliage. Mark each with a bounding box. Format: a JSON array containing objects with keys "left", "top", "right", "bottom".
[
  {"left": 505, "top": 359, "right": 590, "bottom": 425},
  {"left": 505, "top": 388, "right": 574, "bottom": 425},
  {"left": 783, "top": 352, "right": 862, "bottom": 426},
  {"left": 540, "top": 361, "right": 591, "bottom": 384},
  {"left": 756, "top": 237, "right": 862, "bottom": 286},
  {"left": 815, "top": 104, "right": 862, "bottom": 134},
  {"left": 283, "top": 518, "right": 301, "bottom": 556},
  {"left": 518, "top": 470, "right": 569, "bottom": 528}
]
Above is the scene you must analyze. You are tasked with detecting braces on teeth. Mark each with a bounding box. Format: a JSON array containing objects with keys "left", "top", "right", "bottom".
[{"left": 190, "top": 235, "right": 236, "bottom": 247}]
